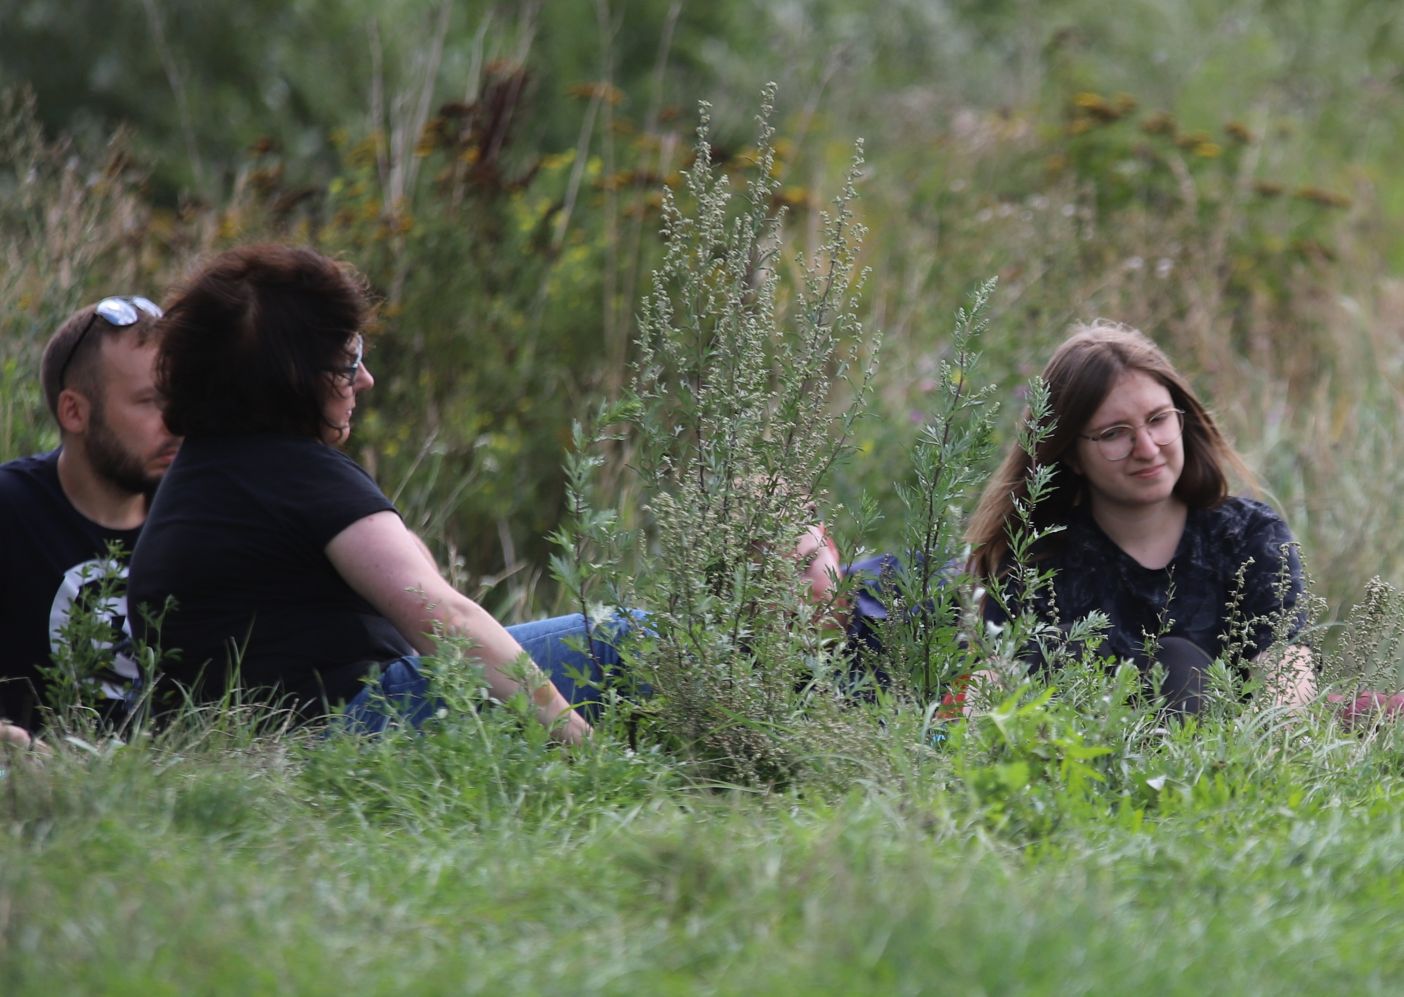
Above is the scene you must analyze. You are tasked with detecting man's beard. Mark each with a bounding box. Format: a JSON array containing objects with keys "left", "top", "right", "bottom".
[{"left": 85, "top": 403, "right": 162, "bottom": 498}]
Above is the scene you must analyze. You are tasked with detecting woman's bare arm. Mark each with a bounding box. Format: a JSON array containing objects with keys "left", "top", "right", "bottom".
[{"left": 325, "top": 511, "right": 591, "bottom": 743}]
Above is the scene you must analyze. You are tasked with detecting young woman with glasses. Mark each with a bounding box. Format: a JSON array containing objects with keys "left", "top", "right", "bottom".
[
  {"left": 965, "top": 320, "right": 1315, "bottom": 714},
  {"left": 129, "top": 244, "right": 622, "bottom": 742}
]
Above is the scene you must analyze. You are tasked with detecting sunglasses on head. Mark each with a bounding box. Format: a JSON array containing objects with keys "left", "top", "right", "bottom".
[{"left": 59, "top": 296, "right": 163, "bottom": 389}]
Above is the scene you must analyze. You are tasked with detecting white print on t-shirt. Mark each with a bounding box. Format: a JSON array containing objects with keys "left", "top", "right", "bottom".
[{"left": 47, "top": 557, "right": 139, "bottom": 700}]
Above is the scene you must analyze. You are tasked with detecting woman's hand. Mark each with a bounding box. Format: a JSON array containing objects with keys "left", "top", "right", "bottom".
[
  {"left": 0, "top": 721, "right": 48, "bottom": 759},
  {"left": 551, "top": 707, "right": 593, "bottom": 746}
]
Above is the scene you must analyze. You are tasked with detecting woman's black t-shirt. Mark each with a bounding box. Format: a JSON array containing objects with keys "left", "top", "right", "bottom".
[
  {"left": 129, "top": 434, "right": 415, "bottom": 714},
  {"left": 983, "top": 496, "right": 1304, "bottom": 669}
]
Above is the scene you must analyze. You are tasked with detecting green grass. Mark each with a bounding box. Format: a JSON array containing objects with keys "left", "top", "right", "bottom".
[{"left": 5, "top": 699, "right": 1404, "bottom": 995}]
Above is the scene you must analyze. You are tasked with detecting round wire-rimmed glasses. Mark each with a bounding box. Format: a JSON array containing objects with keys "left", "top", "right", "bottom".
[{"left": 1079, "top": 407, "right": 1185, "bottom": 461}]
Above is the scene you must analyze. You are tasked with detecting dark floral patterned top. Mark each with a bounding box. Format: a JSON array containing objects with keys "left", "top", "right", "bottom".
[{"left": 984, "top": 496, "right": 1304, "bottom": 670}]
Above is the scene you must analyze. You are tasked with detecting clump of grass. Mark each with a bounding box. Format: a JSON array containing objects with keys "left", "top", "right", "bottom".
[{"left": 9, "top": 686, "right": 1404, "bottom": 994}]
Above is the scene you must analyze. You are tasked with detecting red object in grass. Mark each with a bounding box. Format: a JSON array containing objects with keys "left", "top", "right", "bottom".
[
  {"left": 936, "top": 673, "right": 972, "bottom": 720},
  {"left": 1329, "top": 691, "right": 1404, "bottom": 730}
]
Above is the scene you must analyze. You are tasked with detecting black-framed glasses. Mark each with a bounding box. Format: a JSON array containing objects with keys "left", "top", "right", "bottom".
[
  {"left": 1079, "top": 408, "right": 1186, "bottom": 461},
  {"left": 59, "top": 296, "right": 163, "bottom": 389},
  {"left": 324, "top": 334, "right": 364, "bottom": 384}
]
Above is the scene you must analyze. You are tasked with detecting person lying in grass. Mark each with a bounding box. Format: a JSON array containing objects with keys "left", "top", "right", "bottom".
[
  {"left": 128, "top": 244, "right": 624, "bottom": 743},
  {"left": 964, "top": 320, "right": 1316, "bottom": 714}
]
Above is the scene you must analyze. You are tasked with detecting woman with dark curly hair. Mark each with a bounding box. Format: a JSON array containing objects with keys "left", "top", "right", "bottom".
[
  {"left": 129, "top": 244, "right": 618, "bottom": 741},
  {"left": 965, "top": 320, "right": 1315, "bottom": 714}
]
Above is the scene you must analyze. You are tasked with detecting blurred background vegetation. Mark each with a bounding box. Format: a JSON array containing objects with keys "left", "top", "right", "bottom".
[{"left": 2, "top": 0, "right": 1401, "bottom": 631}]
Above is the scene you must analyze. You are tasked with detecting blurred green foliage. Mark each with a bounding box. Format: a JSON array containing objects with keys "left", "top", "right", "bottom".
[{"left": 0, "top": 2, "right": 727, "bottom": 199}]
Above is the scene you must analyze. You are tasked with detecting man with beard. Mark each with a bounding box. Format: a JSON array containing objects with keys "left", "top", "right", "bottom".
[{"left": 0, "top": 297, "right": 179, "bottom": 738}]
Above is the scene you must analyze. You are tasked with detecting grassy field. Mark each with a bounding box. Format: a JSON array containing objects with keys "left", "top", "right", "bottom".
[
  {"left": 5, "top": 698, "right": 1404, "bottom": 994},
  {"left": 6, "top": 2, "right": 1404, "bottom": 992}
]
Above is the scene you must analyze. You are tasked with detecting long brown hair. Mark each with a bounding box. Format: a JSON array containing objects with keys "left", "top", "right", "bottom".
[{"left": 966, "top": 320, "right": 1252, "bottom": 580}]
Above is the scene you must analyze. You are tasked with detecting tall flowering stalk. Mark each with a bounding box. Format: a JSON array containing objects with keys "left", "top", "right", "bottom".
[{"left": 620, "top": 84, "right": 877, "bottom": 784}]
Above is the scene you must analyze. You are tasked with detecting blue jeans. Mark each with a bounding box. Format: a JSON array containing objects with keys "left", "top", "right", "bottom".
[{"left": 340, "top": 612, "right": 633, "bottom": 734}]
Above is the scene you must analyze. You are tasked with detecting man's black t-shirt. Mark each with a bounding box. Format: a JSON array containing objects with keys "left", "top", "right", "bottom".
[
  {"left": 0, "top": 450, "right": 143, "bottom": 727},
  {"left": 129, "top": 434, "right": 415, "bottom": 714},
  {"left": 984, "top": 496, "right": 1304, "bottom": 669}
]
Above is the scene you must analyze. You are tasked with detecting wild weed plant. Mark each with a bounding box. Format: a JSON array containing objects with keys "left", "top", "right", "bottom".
[
  {"left": 36, "top": 542, "right": 135, "bottom": 725},
  {"left": 1319, "top": 575, "right": 1404, "bottom": 695},
  {"left": 852, "top": 278, "right": 1000, "bottom": 705},
  {"left": 553, "top": 86, "right": 885, "bottom": 787}
]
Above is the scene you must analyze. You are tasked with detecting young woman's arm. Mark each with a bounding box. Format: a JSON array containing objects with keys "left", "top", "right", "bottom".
[
  {"left": 325, "top": 511, "right": 591, "bottom": 744},
  {"left": 1253, "top": 644, "right": 1317, "bottom": 710},
  {"left": 1227, "top": 506, "right": 1314, "bottom": 710}
]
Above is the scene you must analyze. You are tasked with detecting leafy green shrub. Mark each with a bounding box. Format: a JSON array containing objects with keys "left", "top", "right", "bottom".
[
  {"left": 556, "top": 86, "right": 885, "bottom": 787},
  {"left": 37, "top": 542, "right": 134, "bottom": 722},
  {"left": 856, "top": 279, "right": 1000, "bottom": 704},
  {"left": 950, "top": 677, "right": 1124, "bottom": 839}
]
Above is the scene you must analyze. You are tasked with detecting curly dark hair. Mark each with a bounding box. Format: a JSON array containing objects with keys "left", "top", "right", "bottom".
[{"left": 157, "top": 244, "right": 372, "bottom": 438}]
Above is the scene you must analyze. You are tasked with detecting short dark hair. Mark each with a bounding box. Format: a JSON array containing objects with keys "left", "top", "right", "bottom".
[
  {"left": 157, "top": 244, "right": 372, "bottom": 438},
  {"left": 40, "top": 303, "right": 160, "bottom": 419}
]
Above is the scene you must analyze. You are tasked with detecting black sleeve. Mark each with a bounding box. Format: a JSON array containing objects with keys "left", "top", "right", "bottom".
[
  {"left": 1231, "top": 504, "right": 1305, "bottom": 654},
  {"left": 269, "top": 440, "right": 399, "bottom": 549}
]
